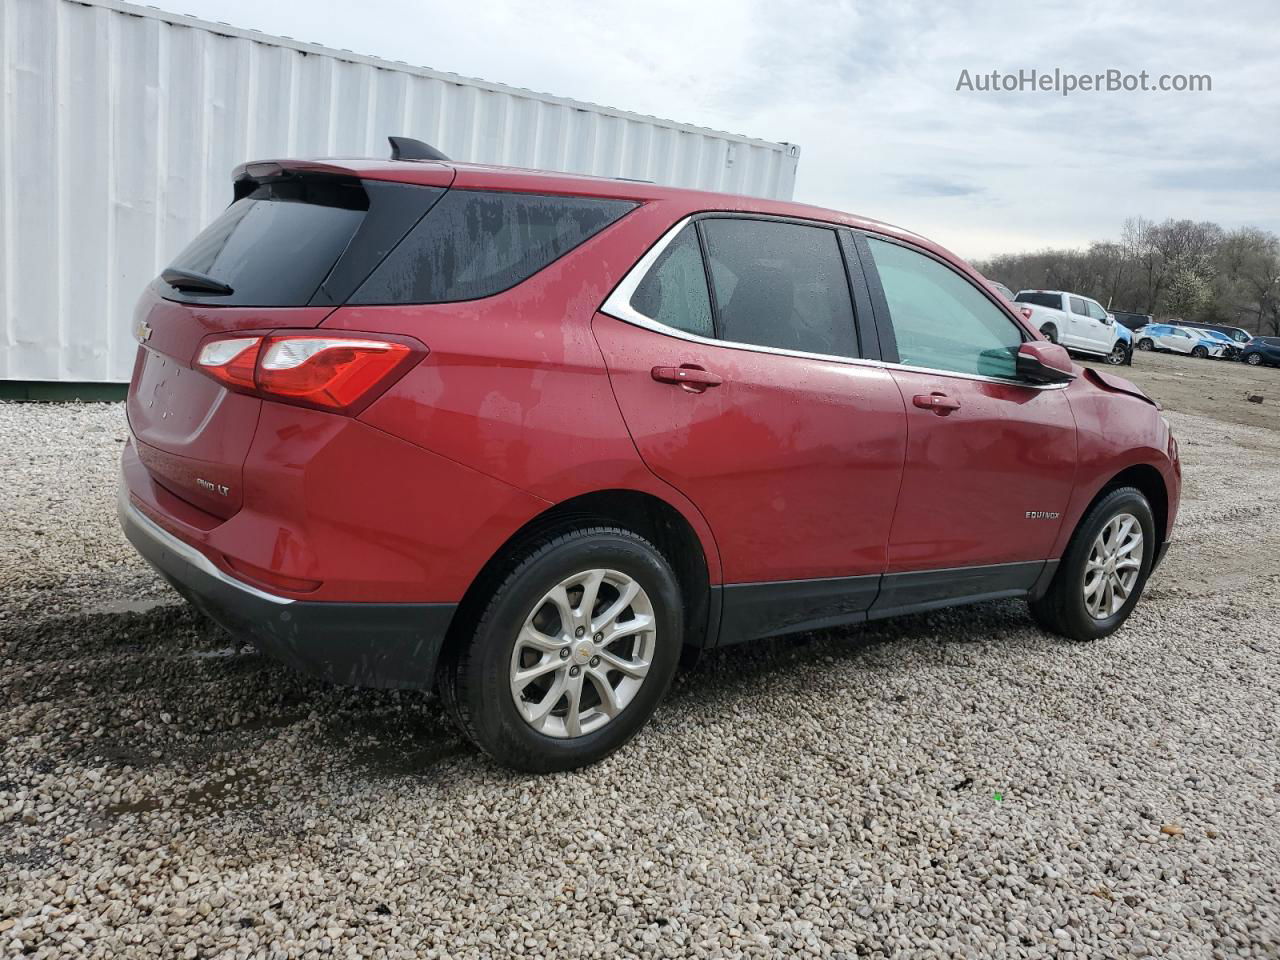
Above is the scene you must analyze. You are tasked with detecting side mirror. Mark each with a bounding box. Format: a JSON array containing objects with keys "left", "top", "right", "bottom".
[{"left": 1017, "top": 341, "right": 1076, "bottom": 384}]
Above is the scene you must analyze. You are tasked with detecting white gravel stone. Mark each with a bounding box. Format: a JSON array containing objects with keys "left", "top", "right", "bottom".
[{"left": 1, "top": 395, "right": 1279, "bottom": 958}]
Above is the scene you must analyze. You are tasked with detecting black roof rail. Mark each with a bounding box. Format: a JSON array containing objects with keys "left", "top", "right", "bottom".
[{"left": 388, "top": 136, "right": 450, "bottom": 162}]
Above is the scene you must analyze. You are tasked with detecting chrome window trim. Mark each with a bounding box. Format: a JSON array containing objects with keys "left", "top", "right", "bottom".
[{"left": 599, "top": 215, "right": 1070, "bottom": 392}]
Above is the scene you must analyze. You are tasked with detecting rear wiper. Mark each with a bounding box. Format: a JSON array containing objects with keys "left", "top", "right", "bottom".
[{"left": 162, "top": 268, "right": 234, "bottom": 295}]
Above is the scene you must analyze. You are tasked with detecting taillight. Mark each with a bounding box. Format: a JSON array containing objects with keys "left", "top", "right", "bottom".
[
  {"left": 196, "top": 337, "right": 260, "bottom": 390},
  {"left": 258, "top": 337, "right": 411, "bottom": 410},
  {"left": 194, "top": 332, "right": 423, "bottom": 414}
]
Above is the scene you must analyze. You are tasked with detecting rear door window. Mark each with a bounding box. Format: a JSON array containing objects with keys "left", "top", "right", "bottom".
[
  {"left": 629, "top": 225, "right": 714, "bottom": 338},
  {"left": 699, "top": 218, "right": 858, "bottom": 358},
  {"left": 351, "top": 190, "right": 635, "bottom": 304},
  {"left": 863, "top": 236, "right": 1025, "bottom": 379},
  {"left": 163, "top": 177, "right": 368, "bottom": 306}
]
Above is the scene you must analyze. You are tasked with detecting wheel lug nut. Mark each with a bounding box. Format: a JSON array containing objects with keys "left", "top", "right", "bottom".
[
  {"left": 569, "top": 665, "right": 581, "bottom": 677},
  {"left": 593, "top": 632, "right": 603, "bottom": 642},
  {"left": 575, "top": 626, "right": 586, "bottom": 638},
  {"left": 589, "top": 655, "right": 601, "bottom": 667},
  {"left": 559, "top": 648, "right": 570, "bottom": 660}
]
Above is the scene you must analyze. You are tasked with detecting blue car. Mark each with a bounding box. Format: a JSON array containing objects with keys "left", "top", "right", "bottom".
[
  {"left": 1242, "top": 336, "right": 1280, "bottom": 367},
  {"left": 1194, "top": 328, "right": 1245, "bottom": 360},
  {"left": 1111, "top": 323, "right": 1133, "bottom": 365}
]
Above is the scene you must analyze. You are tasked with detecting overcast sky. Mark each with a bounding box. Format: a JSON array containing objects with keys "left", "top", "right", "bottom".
[{"left": 174, "top": 0, "right": 1278, "bottom": 261}]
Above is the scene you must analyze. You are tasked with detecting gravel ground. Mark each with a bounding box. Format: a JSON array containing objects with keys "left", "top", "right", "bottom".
[{"left": 2, "top": 352, "right": 1279, "bottom": 958}]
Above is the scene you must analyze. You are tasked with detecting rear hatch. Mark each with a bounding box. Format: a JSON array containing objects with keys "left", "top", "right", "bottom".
[{"left": 126, "top": 161, "right": 450, "bottom": 519}]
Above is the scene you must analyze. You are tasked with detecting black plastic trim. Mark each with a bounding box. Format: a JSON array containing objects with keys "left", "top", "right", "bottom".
[
  {"left": 121, "top": 500, "right": 455, "bottom": 690},
  {"left": 1027, "top": 559, "right": 1061, "bottom": 601},
  {"left": 868, "top": 561, "right": 1045, "bottom": 620},
  {"left": 309, "top": 181, "right": 448, "bottom": 307},
  {"left": 850, "top": 230, "right": 899, "bottom": 363},
  {"left": 716, "top": 574, "right": 880, "bottom": 646},
  {"left": 837, "top": 229, "right": 881, "bottom": 362}
]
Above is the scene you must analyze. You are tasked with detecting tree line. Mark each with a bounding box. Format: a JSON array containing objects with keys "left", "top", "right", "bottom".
[{"left": 974, "top": 218, "right": 1280, "bottom": 335}]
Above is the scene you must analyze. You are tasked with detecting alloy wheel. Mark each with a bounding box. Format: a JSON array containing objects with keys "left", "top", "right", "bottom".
[
  {"left": 1083, "top": 513, "right": 1143, "bottom": 620},
  {"left": 1246, "top": 353, "right": 1262, "bottom": 365},
  {"left": 509, "top": 568, "right": 656, "bottom": 738},
  {"left": 1105, "top": 343, "right": 1127, "bottom": 365}
]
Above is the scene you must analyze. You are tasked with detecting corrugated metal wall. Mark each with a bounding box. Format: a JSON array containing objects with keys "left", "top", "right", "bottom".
[{"left": 0, "top": 0, "right": 800, "bottom": 383}]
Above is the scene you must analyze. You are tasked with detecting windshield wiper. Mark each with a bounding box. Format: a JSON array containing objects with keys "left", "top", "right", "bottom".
[{"left": 162, "top": 268, "right": 234, "bottom": 296}]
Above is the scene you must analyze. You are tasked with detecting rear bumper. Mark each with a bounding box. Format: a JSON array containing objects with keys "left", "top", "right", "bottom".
[{"left": 119, "top": 486, "right": 456, "bottom": 689}]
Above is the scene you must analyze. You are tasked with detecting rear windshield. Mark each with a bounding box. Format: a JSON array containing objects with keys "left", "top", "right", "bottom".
[
  {"left": 1014, "top": 292, "right": 1061, "bottom": 309},
  {"left": 162, "top": 177, "right": 368, "bottom": 306},
  {"left": 350, "top": 190, "right": 636, "bottom": 304}
]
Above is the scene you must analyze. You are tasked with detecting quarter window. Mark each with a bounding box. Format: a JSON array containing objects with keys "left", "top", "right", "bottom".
[
  {"left": 352, "top": 190, "right": 635, "bottom": 304},
  {"left": 629, "top": 225, "right": 714, "bottom": 338},
  {"left": 864, "top": 237, "right": 1025, "bottom": 379},
  {"left": 699, "top": 218, "right": 858, "bottom": 358}
]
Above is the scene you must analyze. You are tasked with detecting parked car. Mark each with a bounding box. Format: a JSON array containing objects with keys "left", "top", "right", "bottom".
[
  {"left": 1135, "top": 324, "right": 1228, "bottom": 358},
  {"left": 1012, "top": 290, "right": 1126, "bottom": 363},
  {"left": 1111, "top": 322, "right": 1134, "bottom": 365},
  {"left": 1194, "top": 328, "right": 1245, "bottom": 360},
  {"left": 989, "top": 280, "right": 1017, "bottom": 301},
  {"left": 118, "top": 140, "right": 1181, "bottom": 772},
  {"left": 1109, "top": 310, "right": 1154, "bottom": 333},
  {"left": 1242, "top": 336, "right": 1280, "bottom": 367},
  {"left": 1177, "top": 321, "right": 1255, "bottom": 347}
]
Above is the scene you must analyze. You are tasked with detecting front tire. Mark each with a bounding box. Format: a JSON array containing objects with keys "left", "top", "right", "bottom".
[
  {"left": 1137, "top": 338, "right": 1154, "bottom": 351},
  {"left": 1029, "top": 487, "right": 1155, "bottom": 642},
  {"left": 441, "top": 526, "right": 683, "bottom": 772},
  {"left": 1245, "top": 352, "right": 1263, "bottom": 366},
  {"left": 1192, "top": 345, "right": 1209, "bottom": 358},
  {"left": 1105, "top": 342, "right": 1127, "bottom": 365}
]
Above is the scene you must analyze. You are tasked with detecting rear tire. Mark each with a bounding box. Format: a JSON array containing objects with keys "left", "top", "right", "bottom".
[
  {"left": 1040, "top": 324, "right": 1058, "bottom": 344},
  {"left": 440, "top": 526, "right": 682, "bottom": 773},
  {"left": 1029, "top": 487, "right": 1155, "bottom": 642},
  {"left": 1137, "top": 338, "right": 1154, "bottom": 351}
]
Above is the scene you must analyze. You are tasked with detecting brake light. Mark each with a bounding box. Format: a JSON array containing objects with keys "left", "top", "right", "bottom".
[
  {"left": 194, "top": 332, "right": 423, "bottom": 414},
  {"left": 258, "top": 337, "right": 411, "bottom": 410}
]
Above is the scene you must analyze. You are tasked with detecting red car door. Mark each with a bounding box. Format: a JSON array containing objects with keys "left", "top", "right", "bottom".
[
  {"left": 593, "top": 217, "right": 906, "bottom": 643},
  {"left": 857, "top": 234, "right": 1077, "bottom": 617}
]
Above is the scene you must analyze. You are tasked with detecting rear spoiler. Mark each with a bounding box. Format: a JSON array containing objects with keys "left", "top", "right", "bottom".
[
  {"left": 230, "top": 156, "right": 454, "bottom": 190},
  {"left": 1083, "top": 368, "right": 1161, "bottom": 409}
]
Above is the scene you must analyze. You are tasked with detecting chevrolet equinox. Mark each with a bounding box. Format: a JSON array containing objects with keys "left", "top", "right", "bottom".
[{"left": 120, "top": 140, "right": 1181, "bottom": 771}]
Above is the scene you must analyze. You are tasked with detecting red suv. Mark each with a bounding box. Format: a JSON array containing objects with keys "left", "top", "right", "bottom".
[{"left": 120, "top": 143, "right": 1180, "bottom": 771}]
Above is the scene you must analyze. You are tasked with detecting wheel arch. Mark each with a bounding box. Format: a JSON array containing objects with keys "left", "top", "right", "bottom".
[
  {"left": 440, "top": 489, "right": 716, "bottom": 681},
  {"left": 1081, "top": 463, "right": 1170, "bottom": 558}
]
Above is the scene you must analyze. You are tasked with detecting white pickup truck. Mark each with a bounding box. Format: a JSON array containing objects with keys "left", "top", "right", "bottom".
[{"left": 1012, "top": 290, "right": 1125, "bottom": 361}]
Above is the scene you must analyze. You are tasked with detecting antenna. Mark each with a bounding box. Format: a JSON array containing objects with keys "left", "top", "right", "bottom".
[{"left": 388, "top": 136, "right": 450, "bottom": 162}]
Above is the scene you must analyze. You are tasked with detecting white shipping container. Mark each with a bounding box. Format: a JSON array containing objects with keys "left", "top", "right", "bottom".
[{"left": 0, "top": 0, "right": 800, "bottom": 383}]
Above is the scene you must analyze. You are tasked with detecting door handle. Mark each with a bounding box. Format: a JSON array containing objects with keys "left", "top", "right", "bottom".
[
  {"left": 912, "top": 392, "right": 960, "bottom": 414},
  {"left": 651, "top": 365, "right": 723, "bottom": 392}
]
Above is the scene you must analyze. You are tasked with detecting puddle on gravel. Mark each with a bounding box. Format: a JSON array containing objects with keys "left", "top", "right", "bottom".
[
  {"left": 188, "top": 645, "right": 246, "bottom": 660},
  {"left": 84, "top": 597, "right": 175, "bottom": 617},
  {"left": 104, "top": 765, "right": 273, "bottom": 818},
  {"left": 354, "top": 737, "right": 470, "bottom": 776}
]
